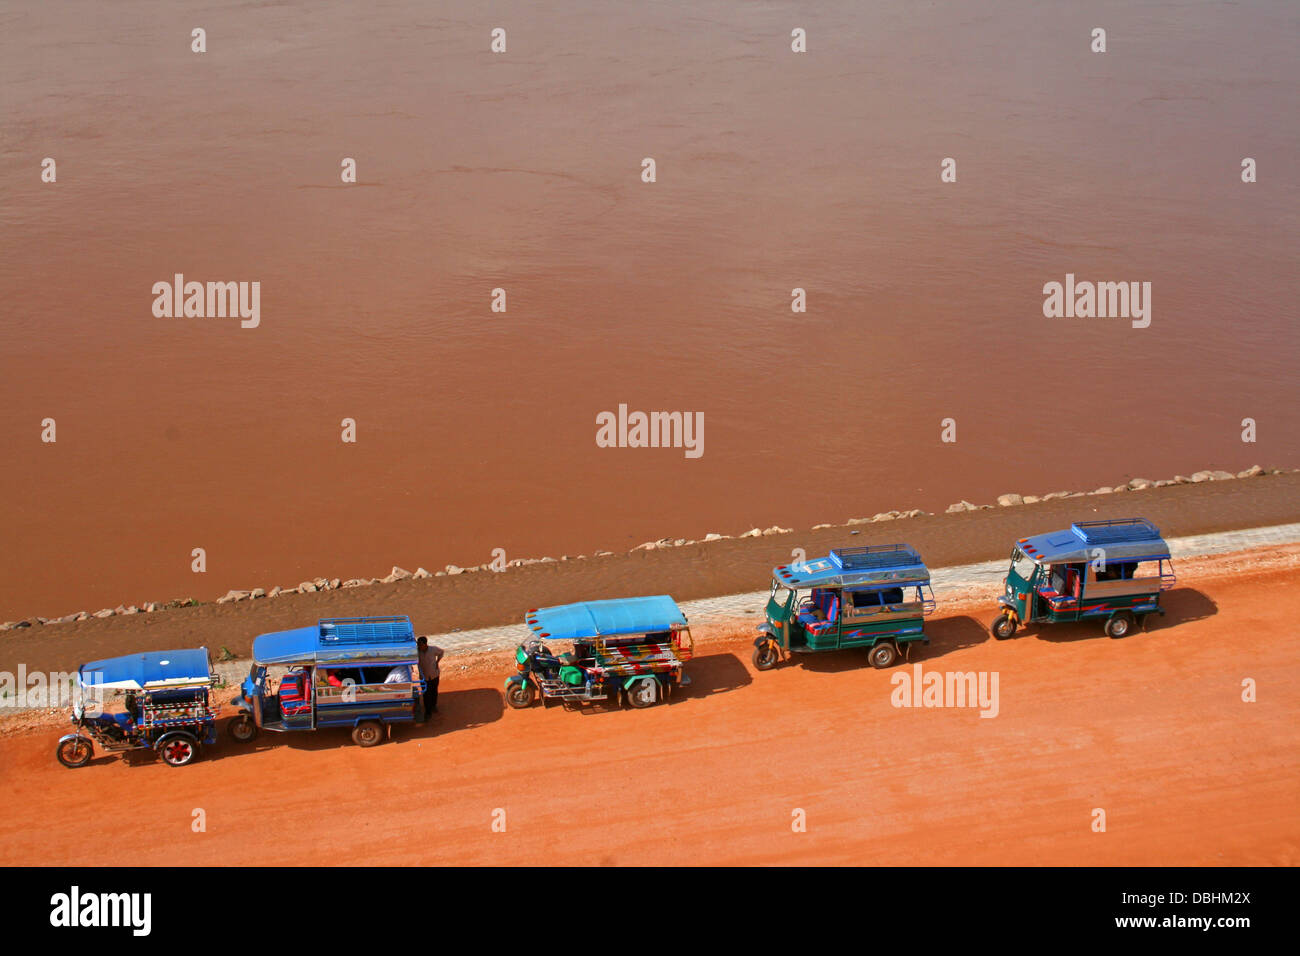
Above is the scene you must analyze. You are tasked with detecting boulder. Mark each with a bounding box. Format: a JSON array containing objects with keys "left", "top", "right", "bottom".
[
  {"left": 739, "top": 528, "right": 763, "bottom": 538},
  {"left": 267, "top": 586, "right": 283, "bottom": 598},
  {"left": 93, "top": 608, "right": 114, "bottom": 618},
  {"left": 444, "top": 565, "right": 465, "bottom": 575},
  {"left": 298, "top": 582, "right": 317, "bottom": 593},
  {"left": 1209, "top": 470, "right": 1235, "bottom": 480},
  {"left": 996, "top": 494, "right": 1024, "bottom": 507},
  {"left": 1089, "top": 487, "right": 1114, "bottom": 496},
  {"left": 412, "top": 567, "right": 432, "bottom": 579},
  {"left": 1190, "top": 471, "right": 1214, "bottom": 482},
  {"left": 250, "top": 588, "right": 266, "bottom": 599},
  {"left": 1238, "top": 465, "right": 1264, "bottom": 478},
  {"left": 1127, "top": 478, "right": 1155, "bottom": 490},
  {"left": 1022, "top": 495, "right": 1041, "bottom": 504},
  {"left": 217, "top": 590, "right": 250, "bottom": 604},
  {"left": 703, "top": 533, "right": 725, "bottom": 541},
  {"left": 811, "top": 523, "right": 834, "bottom": 530},
  {"left": 945, "top": 501, "right": 976, "bottom": 513},
  {"left": 633, "top": 541, "right": 658, "bottom": 551}
]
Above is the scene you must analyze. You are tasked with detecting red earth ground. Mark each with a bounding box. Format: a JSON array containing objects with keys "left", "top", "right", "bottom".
[{"left": 0, "top": 547, "right": 1296, "bottom": 866}]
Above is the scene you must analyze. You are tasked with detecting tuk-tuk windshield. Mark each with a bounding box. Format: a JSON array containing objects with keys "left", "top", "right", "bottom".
[
  {"left": 770, "top": 580, "right": 793, "bottom": 607},
  {"left": 1011, "top": 548, "right": 1038, "bottom": 583}
]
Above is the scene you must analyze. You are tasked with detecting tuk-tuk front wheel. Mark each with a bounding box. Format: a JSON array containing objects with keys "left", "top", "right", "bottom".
[
  {"left": 991, "top": 614, "right": 1018, "bottom": 640},
  {"left": 56, "top": 735, "right": 94, "bottom": 768},
  {"left": 1105, "top": 612, "right": 1135, "bottom": 639},
  {"left": 157, "top": 734, "right": 199, "bottom": 767},
  {"left": 505, "top": 680, "right": 535, "bottom": 709},
  {"left": 752, "top": 642, "right": 779, "bottom": 671},
  {"left": 352, "top": 720, "right": 385, "bottom": 747},
  {"left": 868, "top": 641, "right": 899, "bottom": 669},
  {"left": 227, "top": 714, "right": 257, "bottom": 743}
]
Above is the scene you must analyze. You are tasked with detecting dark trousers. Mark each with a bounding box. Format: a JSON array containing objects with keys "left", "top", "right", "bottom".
[{"left": 423, "top": 677, "right": 439, "bottom": 715}]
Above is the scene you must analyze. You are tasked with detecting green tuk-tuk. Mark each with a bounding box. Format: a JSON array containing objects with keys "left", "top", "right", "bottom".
[{"left": 754, "top": 544, "right": 935, "bottom": 670}]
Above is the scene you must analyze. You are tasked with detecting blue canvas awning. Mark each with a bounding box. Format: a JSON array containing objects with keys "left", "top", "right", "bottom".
[
  {"left": 525, "top": 596, "right": 686, "bottom": 640},
  {"left": 78, "top": 647, "right": 212, "bottom": 691}
]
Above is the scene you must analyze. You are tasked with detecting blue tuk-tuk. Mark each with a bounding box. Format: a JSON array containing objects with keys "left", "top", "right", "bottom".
[
  {"left": 56, "top": 647, "right": 218, "bottom": 768},
  {"left": 229, "top": 616, "right": 424, "bottom": 747}
]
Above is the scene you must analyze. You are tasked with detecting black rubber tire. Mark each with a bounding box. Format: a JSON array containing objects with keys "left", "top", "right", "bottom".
[
  {"left": 228, "top": 715, "right": 257, "bottom": 743},
  {"left": 868, "top": 641, "right": 899, "bottom": 669},
  {"left": 625, "top": 677, "right": 660, "bottom": 708},
  {"left": 752, "top": 643, "right": 779, "bottom": 671},
  {"left": 505, "top": 681, "right": 535, "bottom": 709},
  {"left": 352, "top": 720, "right": 384, "bottom": 747},
  {"left": 158, "top": 734, "right": 199, "bottom": 767},
  {"left": 1105, "top": 612, "right": 1135, "bottom": 639},
  {"left": 56, "top": 736, "right": 94, "bottom": 768},
  {"left": 991, "top": 614, "right": 1018, "bottom": 640}
]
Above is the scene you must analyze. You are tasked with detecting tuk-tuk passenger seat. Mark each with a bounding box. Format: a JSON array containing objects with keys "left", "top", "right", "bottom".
[
  {"left": 280, "top": 670, "right": 312, "bottom": 716},
  {"left": 802, "top": 590, "right": 839, "bottom": 635}
]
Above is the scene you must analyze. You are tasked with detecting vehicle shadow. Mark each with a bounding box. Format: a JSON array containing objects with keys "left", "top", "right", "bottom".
[
  {"left": 909, "top": 616, "right": 992, "bottom": 660},
  {"left": 790, "top": 616, "right": 990, "bottom": 672},
  {"left": 210, "top": 688, "right": 505, "bottom": 757},
  {"left": 676, "top": 652, "right": 752, "bottom": 700},
  {"left": 1031, "top": 588, "right": 1218, "bottom": 643}
]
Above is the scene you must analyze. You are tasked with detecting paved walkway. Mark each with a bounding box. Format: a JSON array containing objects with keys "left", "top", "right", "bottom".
[{"left": 427, "top": 522, "right": 1300, "bottom": 656}]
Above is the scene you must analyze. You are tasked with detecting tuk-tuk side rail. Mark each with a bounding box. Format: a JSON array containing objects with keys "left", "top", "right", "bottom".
[{"left": 1160, "top": 562, "right": 1177, "bottom": 591}]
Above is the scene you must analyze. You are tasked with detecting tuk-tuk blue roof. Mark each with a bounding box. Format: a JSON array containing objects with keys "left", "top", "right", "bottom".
[
  {"left": 79, "top": 647, "right": 212, "bottom": 690},
  {"left": 525, "top": 596, "right": 686, "bottom": 640},
  {"left": 1019, "top": 518, "right": 1171, "bottom": 564},
  {"left": 774, "top": 544, "right": 930, "bottom": 589},
  {"left": 252, "top": 616, "right": 417, "bottom": 666}
]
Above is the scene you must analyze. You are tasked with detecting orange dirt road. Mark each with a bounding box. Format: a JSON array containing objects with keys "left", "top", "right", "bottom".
[{"left": 1, "top": 557, "right": 1296, "bottom": 866}]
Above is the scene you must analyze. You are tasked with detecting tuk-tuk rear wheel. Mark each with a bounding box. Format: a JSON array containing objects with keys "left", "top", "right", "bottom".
[
  {"left": 752, "top": 643, "right": 779, "bottom": 671},
  {"left": 625, "top": 677, "right": 660, "bottom": 708},
  {"left": 158, "top": 735, "right": 199, "bottom": 767},
  {"left": 227, "top": 714, "right": 257, "bottom": 743},
  {"left": 1105, "top": 612, "right": 1135, "bottom": 639},
  {"left": 56, "top": 736, "right": 94, "bottom": 768},
  {"left": 991, "top": 614, "right": 1018, "bottom": 640},
  {"left": 868, "top": 641, "right": 899, "bottom": 669},
  {"left": 352, "top": 720, "right": 385, "bottom": 747},
  {"left": 505, "top": 680, "right": 535, "bottom": 709}
]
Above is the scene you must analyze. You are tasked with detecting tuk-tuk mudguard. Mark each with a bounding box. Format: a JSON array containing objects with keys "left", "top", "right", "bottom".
[
  {"left": 622, "top": 675, "right": 659, "bottom": 690},
  {"left": 504, "top": 675, "right": 529, "bottom": 692}
]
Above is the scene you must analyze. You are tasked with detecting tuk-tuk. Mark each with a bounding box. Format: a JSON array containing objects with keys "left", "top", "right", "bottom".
[
  {"left": 228, "top": 616, "right": 424, "bottom": 747},
  {"left": 754, "top": 544, "right": 935, "bottom": 670},
  {"left": 991, "top": 517, "right": 1176, "bottom": 640},
  {"left": 56, "top": 647, "right": 218, "bottom": 768},
  {"left": 505, "top": 595, "right": 694, "bottom": 710}
]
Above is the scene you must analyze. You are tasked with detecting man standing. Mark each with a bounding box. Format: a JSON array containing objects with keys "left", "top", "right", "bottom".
[{"left": 417, "top": 636, "right": 444, "bottom": 717}]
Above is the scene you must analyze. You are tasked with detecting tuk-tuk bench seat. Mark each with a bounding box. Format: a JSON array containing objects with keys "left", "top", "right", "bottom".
[{"left": 800, "top": 591, "right": 839, "bottom": 635}]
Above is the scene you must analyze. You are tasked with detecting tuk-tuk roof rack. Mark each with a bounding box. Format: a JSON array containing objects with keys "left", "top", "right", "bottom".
[
  {"left": 318, "top": 616, "right": 414, "bottom": 645},
  {"left": 830, "top": 544, "right": 923, "bottom": 571},
  {"left": 1071, "top": 518, "right": 1162, "bottom": 545}
]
